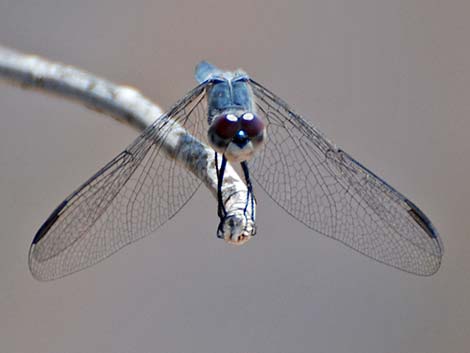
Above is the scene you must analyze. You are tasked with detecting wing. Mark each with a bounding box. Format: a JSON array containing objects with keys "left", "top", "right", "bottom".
[
  {"left": 248, "top": 79, "right": 443, "bottom": 275},
  {"left": 29, "top": 82, "right": 210, "bottom": 280}
]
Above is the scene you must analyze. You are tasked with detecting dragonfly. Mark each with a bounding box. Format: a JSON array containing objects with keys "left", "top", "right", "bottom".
[{"left": 28, "top": 61, "right": 443, "bottom": 280}]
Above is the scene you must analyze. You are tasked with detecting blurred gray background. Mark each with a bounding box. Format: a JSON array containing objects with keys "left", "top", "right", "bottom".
[{"left": 0, "top": 1, "right": 468, "bottom": 352}]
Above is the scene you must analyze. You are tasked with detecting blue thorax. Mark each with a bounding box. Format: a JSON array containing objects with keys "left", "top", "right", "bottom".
[{"left": 195, "top": 61, "right": 255, "bottom": 122}]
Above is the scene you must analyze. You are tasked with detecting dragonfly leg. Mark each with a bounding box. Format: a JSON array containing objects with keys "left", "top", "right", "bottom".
[
  {"left": 215, "top": 154, "right": 255, "bottom": 243},
  {"left": 215, "top": 152, "right": 228, "bottom": 232},
  {"left": 241, "top": 161, "right": 256, "bottom": 233}
]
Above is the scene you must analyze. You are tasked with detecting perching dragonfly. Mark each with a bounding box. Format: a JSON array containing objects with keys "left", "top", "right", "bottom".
[{"left": 29, "top": 61, "right": 443, "bottom": 280}]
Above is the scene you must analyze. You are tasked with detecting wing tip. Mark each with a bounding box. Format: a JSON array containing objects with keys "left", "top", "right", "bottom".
[
  {"left": 337, "top": 149, "right": 443, "bottom": 249},
  {"left": 404, "top": 199, "right": 440, "bottom": 240},
  {"left": 32, "top": 200, "right": 68, "bottom": 245}
]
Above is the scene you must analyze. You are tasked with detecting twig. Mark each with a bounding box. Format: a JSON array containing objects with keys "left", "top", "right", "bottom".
[{"left": 0, "top": 45, "right": 255, "bottom": 243}]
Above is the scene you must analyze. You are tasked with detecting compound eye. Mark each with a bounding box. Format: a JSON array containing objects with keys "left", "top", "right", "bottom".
[
  {"left": 210, "top": 114, "right": 240, "bottom": 139},
  {"left": 240, "top": 113, "right": 264, "bottom": 137}
]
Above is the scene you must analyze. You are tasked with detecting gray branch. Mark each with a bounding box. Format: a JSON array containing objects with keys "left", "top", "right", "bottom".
[{"left": 0, "top": 45, "right": 255, "bottom": 243}]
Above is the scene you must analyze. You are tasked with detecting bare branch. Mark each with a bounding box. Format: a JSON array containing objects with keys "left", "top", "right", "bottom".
[{"left": 0, "top": 45, "right": 255, "bottom": 243}]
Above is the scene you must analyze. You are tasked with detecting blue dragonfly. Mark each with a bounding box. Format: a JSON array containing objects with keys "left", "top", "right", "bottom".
[{"left": 29, "top": 61, "right": 443, "bottom": 280}]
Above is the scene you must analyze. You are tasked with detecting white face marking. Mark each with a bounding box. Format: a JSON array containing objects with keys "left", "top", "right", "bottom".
[
  {"left": 225, "top": 141, "right": 255, "bottom": 162},
  {"left": 242, "top": 113, "right": 254, "bottom": 121},
  {"left": 226, "top": 114, "right": 238, "bottom": 122}
]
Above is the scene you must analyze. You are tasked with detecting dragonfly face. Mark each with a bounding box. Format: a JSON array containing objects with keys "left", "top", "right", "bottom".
[{"left": 206, "top": 77, "right": 265, "bottom": 162}]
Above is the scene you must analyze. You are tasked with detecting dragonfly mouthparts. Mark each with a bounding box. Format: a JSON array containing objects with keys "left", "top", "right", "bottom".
[{"left": 233, "top": 130, "right": 249, "bottom": 148}]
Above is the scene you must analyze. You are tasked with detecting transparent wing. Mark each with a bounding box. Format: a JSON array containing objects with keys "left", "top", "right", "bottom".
[
  {"left": 29, "top": 83, "right": 210, "bottom": 280},
  {"left": 249, "top": 79, "right": 443, "bottom": 275}
]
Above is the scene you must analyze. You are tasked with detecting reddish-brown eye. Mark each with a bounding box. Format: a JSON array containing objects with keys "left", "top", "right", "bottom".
[
  {"left": 210, "top": 114, "right": 240, "bottom": 139},
  {"left": 240, "top": 113, "right": 264, "bottom": 137}
]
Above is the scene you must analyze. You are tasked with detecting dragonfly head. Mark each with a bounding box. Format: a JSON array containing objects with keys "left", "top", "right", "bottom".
[{"left": 208, "top": 111, "right": 265, "bottom": 162}]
